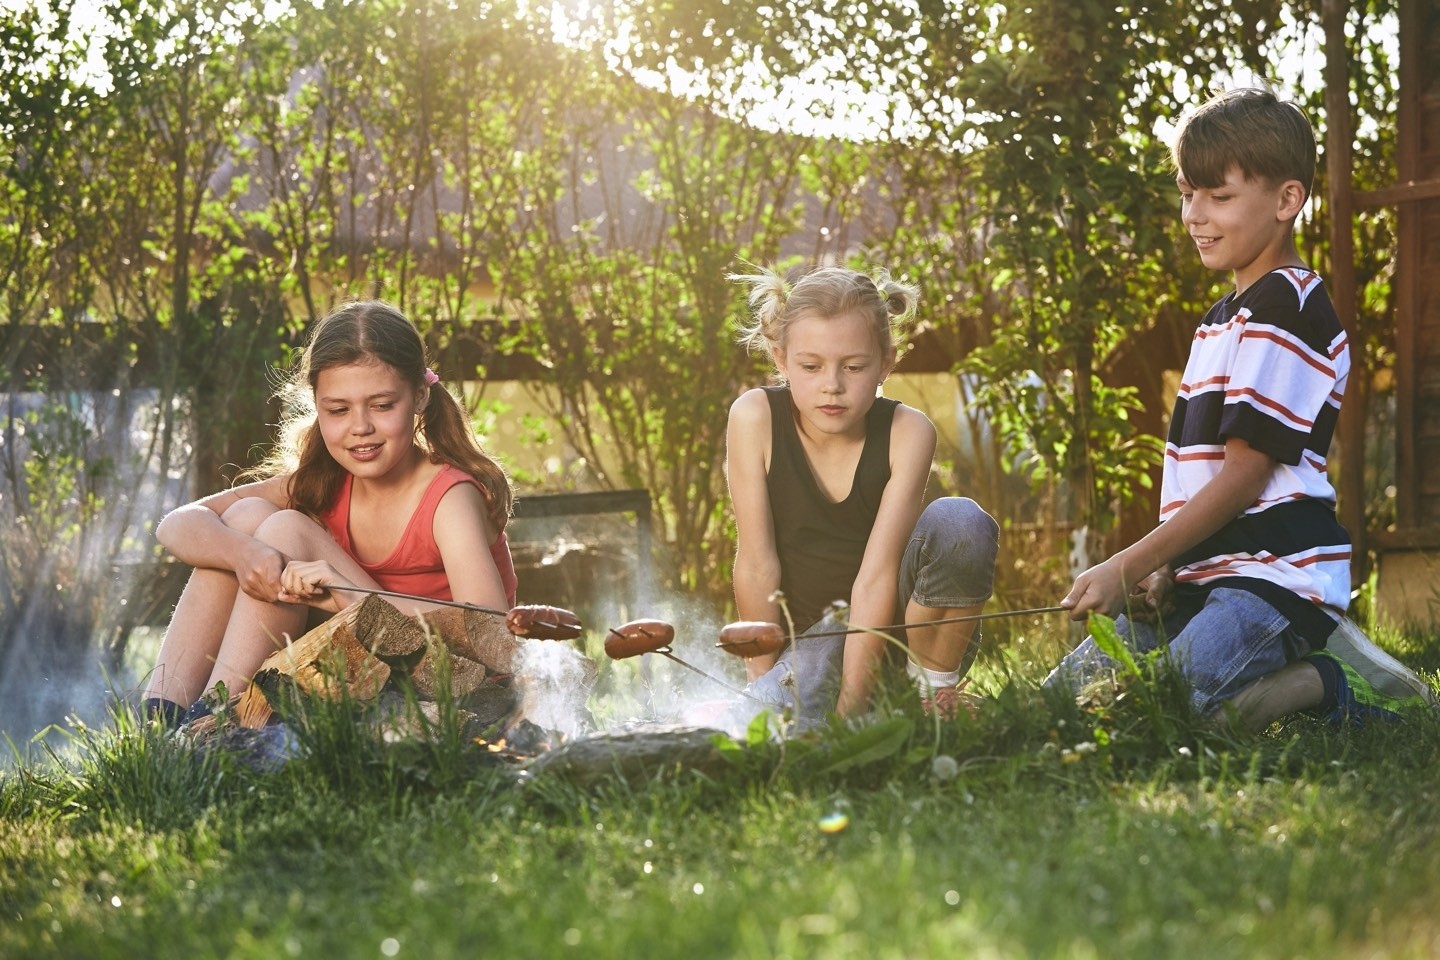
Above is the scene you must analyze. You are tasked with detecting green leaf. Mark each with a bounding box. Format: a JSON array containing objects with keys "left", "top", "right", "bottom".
[
  {"left": 1088, "top": 613, "right": 1140, "bottom": 678},
  {"left": 807, "top": 716, "right": 914, "bottom": 777}
]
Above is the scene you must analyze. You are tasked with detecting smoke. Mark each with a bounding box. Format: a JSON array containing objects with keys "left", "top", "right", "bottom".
[
  {"left": 0, "top": 386, "right": 190, "bottom": 763},
  {"left": 505, "top": 509, "right": 770, "bottom": 739},
  {"left": 514, "top": 638, "right": 594, "bottom": 740},
  {"left": 576, "top": 593, "right": 765, "bottom": 739}
]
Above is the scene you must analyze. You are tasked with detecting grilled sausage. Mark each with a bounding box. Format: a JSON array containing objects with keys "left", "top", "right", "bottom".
[
  {"left": 506, "top": 604, "right": 583, "bottom": 640},
  {"left": 603, "top": 619, "right": 676, "bottom": 659},
  {"left": 716, "top": 621, "right": 785, "bottom": 658}
]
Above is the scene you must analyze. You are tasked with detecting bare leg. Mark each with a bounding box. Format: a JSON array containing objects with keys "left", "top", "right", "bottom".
[
  {"left": 1218, "top": 660, "right": 1323, "bottom": 735},
  {"left": 200, "top": 509, "right": 381, "bottom": 698},
  {"left": 143, "top": 497, "right": 282, "bottom": 706},
  {"left": 144, "top": 568, "right": 242, "bottom": 706},
  {"left": 904, "top": 599, "right": 986, "bottom": 717},
  {"left": 904, "top": 598, "right": 983, "bottom": 676}
]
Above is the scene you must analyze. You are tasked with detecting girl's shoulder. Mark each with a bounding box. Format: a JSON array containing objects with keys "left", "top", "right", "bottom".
[
  {"left": 887, "top": 402, "right": 937, "bottom": 459},
  {"left": 728, "top": 386, "right": 777, "bottom": 424}
]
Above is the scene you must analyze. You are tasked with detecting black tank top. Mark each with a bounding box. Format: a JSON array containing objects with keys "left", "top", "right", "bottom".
[{"left": 764, "top": 385, "right": 898, "bottom": 630}]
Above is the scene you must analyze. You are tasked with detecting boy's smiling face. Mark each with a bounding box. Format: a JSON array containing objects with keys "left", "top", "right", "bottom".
[{"left": 1178, "top": 165, "right": 1306, "bottom": 294}]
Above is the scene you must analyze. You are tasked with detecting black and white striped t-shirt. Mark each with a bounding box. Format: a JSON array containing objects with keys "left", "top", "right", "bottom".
[{"left": 1162, "top": 266, "right": 1351, "bottom": 645}]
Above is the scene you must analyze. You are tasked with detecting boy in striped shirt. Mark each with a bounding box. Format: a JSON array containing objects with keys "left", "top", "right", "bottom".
[{"left": 1047, "top": 87, "right": 1434, "bottom": 731}]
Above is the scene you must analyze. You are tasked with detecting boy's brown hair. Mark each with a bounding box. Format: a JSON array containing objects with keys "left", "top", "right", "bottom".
[{"left": 1172, "top": 87, "right": 1316, "bottom": 201}]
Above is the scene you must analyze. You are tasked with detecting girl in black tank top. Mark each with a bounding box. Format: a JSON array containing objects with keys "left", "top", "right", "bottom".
[
  {"left": 764, "top": 385, "right": 898, "bottom": 631},
  {"left": 727, "top": 265, "right": 998, "bottom": 722}
]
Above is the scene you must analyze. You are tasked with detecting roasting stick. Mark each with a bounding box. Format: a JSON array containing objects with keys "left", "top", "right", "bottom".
[
  {"left": 326, "top": 583, "right": 507, "bottom": 616},
  {"left": 792, "top": 604, "right": 1068, "bottom": 640},
  {"left": 324, "top": 584, "right": 583, "bottom": 638},
  {"left": 606, "top": 623, "right": 762, "bottom": 702}
]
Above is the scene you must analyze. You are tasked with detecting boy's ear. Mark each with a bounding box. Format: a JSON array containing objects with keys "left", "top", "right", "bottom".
[{"left": 1276, "top": 179, "right": 1307, "bottom": 221}]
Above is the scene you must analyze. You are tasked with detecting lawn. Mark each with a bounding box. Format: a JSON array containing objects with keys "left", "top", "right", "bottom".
[{"left": 3, "top": 621, "right": 1439, "bottom": 960}]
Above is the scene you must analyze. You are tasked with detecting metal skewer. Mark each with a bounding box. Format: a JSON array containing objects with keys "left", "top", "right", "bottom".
[
  {"left": 324, "top": 585, "right": 581, "bottom": 637},
  {"left": 795, "top": 605, "right": 1068, "bottom": 640},
  {"left": 607, "top": 628, "right": 761, "bottom": 702},
  {"left": 326, "top": 584, "right": 508, "bottom": 616}
]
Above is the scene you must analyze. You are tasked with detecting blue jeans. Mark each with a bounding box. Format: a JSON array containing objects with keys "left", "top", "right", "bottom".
[
  {"left": 746, "top": 497, "right": 1000, "bottom": 724},
  {"left": 1042, "top": 586, "right": 1316, "bottom": 716}
]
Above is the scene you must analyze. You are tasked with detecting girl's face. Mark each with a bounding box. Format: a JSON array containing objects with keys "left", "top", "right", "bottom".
[
  {"left": 773, "top": 311, "right": 894, "bottom": 441},
  {"left": 313, "top": 359, "right": 427, "bottom": 482}
]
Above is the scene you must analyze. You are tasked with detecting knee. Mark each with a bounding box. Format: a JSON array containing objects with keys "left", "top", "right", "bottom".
[
  {"left": 917, "top": 498, "right": 999, "bottom": 561},
  {"left": 253, "top": 508, "right": 326, "bottom": 550},
  {"left": 219, "top": 497, "right": 282, "bottom": 536}
]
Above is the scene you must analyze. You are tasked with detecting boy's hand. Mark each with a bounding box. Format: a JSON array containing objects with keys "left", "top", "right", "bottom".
[
  {"left": 1127, "top": 566, "right": 1175, "bottom": 623},
  {"left": 1061, "top": 555, "right": 1133, "bottom": 621}
]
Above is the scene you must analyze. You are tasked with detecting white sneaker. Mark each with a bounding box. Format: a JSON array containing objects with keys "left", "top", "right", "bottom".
[{"left": 1325, "top": 618, "right": 1438, "bottom": 707}]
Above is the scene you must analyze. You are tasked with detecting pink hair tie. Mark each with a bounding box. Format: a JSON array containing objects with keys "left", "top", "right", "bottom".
[{"left": 423, "top": 368, "right": 439, "bottom": 385}]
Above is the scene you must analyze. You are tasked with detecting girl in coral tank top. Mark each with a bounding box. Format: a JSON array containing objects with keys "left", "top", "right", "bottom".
[{"left": 142, "top": 301, "right": 515, "bottom": 725}]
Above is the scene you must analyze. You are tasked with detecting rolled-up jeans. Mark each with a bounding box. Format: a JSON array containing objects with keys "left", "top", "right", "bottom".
[
  {"left": 1042, "top": 586, "right": 1317, "bottom": 716},
  {"left": 746, "top": 497, "right": 1000, "bottom": 724}
]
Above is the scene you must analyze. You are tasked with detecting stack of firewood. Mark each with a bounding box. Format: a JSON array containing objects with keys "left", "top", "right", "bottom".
[{"left": 232, "top": 594, "right": 522, "bottom": 728}]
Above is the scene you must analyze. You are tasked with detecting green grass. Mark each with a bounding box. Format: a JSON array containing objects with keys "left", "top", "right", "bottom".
[{"left": 3, "top": 624, "right": 1440, "bottom": 959}]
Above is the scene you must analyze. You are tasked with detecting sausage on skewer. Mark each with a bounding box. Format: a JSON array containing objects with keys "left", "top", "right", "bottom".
[
  {"left": 506, "top": 604, "right": 583, "bottom": 640},
  {"left": 716, "top": 621, "right": 785, "bottom": 658},
  {"left": 604, "top": 619, "right": 676, "bottom": 659}
]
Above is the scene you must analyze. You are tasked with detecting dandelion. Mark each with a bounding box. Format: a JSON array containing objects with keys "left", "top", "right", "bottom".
[
  {"left": 818, "top": 811, "right": 850, "bottom": 834},
  {"left": 931, "top": 754, "right": 960, "bottom": 782}
]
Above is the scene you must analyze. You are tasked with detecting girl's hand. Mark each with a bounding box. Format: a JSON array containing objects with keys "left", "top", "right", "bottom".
[
  {"left": 277, "top": 560, "right": 351, "bottom": 614},
  {"left": 235, "top": 542, "right": 289, "bottom": 602}
]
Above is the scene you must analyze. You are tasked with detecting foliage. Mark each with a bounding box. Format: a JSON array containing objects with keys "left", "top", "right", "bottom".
[
  {"left": 580, "top": 0, "right": 1301, "bottom": 541},
  {"left": 494, "top": 89, "right": 822, "bottom": 590},
  {"left": 0, "top": 0, "right": 1413, "bottom": 725}
]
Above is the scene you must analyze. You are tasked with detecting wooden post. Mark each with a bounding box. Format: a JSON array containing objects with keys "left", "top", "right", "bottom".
[
  {"left": 1393, "top": 0, "right": 1421, "bottom": 531},
  {"left": 1322, "top": 0, "right": 1366, "bottom": 584}
]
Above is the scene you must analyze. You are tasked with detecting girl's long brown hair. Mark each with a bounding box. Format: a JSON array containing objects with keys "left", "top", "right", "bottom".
[{"left": 253, "top": 300, "right": 512, "bottom": 531}]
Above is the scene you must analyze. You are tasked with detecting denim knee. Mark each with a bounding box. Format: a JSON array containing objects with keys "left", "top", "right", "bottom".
[
  {"left": 1042, "top": 615, "right": 1164, "bottom": 692},
  {"left": 900, "top": 497, "right": 999, "bottom": 608},
  {"left": 746, "top": 613, "right": 847, "bottom": 723}
]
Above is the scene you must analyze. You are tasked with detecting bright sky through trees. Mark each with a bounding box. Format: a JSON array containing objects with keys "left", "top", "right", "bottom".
[{"left": 9, "top": 0, "right": 1393, "bottom": 144}]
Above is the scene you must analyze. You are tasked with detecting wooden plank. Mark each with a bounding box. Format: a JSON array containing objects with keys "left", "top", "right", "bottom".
[
  {"left": 1354, "top": 178, "right": 1440, "bottom": 210},
  {"left": 1370, "top": 526, "right": 1440, "bottom": 550}
]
